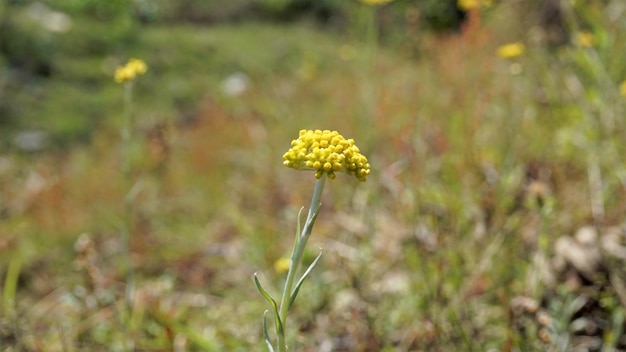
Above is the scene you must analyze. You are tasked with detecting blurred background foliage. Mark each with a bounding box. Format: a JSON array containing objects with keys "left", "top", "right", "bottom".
[
  {"left": 0, "top": 0, "right": 479, "bottom": 148},
  {"left": 2, "top": 0, "right": 626, "bottom": 350}
]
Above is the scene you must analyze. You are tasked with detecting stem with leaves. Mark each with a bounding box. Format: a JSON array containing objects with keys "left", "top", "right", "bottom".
[{"left": 255, "top": 176, "right": 326, "bottom": 352}]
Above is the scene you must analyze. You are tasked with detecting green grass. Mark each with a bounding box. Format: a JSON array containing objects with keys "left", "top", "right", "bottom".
[{"left": 2, "top": 1, "right": 626, "bottom": 350}]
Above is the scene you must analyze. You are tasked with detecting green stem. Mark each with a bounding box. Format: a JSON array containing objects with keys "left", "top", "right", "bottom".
[
  {"left": 122, "top": 82, "right": 135, "bottom": 314},
  {"left": 119, "top": 81, "right": 137, "bottom": 352},
  {"left": 276, "top": 176, "right": 326, "bottom": 351}
]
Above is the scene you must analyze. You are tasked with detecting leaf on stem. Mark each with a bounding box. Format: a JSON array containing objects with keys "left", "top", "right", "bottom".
[
  {"left": 302, "top": 202, "right": 322, "bottom": 237},
  {"left": 254, "top": 273, "right": 284, "bottom": 336},
  {"left": 288, "top": 249, "right": 323, "bottom": 311},
  {"left": 311, "top": 202, "right": 322, "bottom": 222},
  {"left": 293, "top": 207, "right": 305, "bottom": 249},
  {"left": 262, "top": 310, "right": 276, "bottom": 352}
]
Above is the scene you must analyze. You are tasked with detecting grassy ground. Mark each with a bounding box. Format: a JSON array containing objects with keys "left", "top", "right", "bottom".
[{"left": 2, "top": 1, "right": 626, "bottom": 351}]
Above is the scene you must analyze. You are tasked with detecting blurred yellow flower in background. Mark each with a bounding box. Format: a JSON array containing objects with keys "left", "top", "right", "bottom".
[
  {"left": 274, "top": 258, "right": 291, "bottom": 274},
  {"left": 575, "top": 31, "right": 594, "bottom": 48},
  {"left": 457, "top": 0, "right": 492, "bottom": 10},
  {"left": 283, "top": 129, "right": 371, "bottom": 181},
  {"left": 620, "top": 81, "right": 626, "bottom": 97},
  {"left": 114, "top": 58, "right": 148, "bottom": 83},
  {"left": 496, "top": 42, "right": 525, "bottom": 59},
  {"left": 359, "top": 0, "right": 393, "bottom": 6}
]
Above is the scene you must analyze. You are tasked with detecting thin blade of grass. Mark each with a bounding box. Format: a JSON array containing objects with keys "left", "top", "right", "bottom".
[{"left": 3, "top": 254, "right": 21, "bottom": 315}]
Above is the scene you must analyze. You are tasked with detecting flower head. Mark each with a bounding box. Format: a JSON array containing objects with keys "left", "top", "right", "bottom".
[
  {"left": 283, "top": 129, "right": 371, "bottom": 182},
  {"left": 114, "top": 58, "right": 148, "bottom": 83},
  {"left": 496, "top": 42, "right": 525, "bottom": 59}
]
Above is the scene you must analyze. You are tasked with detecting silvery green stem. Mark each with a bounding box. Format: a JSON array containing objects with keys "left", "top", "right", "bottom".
[
  {"left": 276, "top": 176, "right": 326, "bottom": 351},
  {"left": 122, "top": 81, "right": 135, "bottom": 313}
]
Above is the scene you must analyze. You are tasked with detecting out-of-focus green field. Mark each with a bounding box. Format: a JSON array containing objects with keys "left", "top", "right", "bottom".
[{"left": 2, "top": 0, "right": 626, "bottom": 350}]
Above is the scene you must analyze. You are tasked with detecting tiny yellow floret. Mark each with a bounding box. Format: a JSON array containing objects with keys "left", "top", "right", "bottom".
[
  {"left": 496, "top": 42, "right": 525, "bottom": 59},
  {"left": 283, "top": 129, "right": 371, "bottom": 182},
  {"left": 114, "top": 58, "right": 148, "bottom": 83}
]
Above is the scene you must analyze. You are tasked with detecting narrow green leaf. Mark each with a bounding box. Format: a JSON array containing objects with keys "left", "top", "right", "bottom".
[
  {"left": 309, "top": 202, "right": 321, "bottom": 225},
  {"left": 262, "top": 310, "right": 276, "bottom": 352},
  {"left": 302, "top": 202, "right": 322, "bottom": 237},
  {"left": 293, "top": 206, "right": 305, "bottom": 249},
  {"left": 288, "top": 249, "right": 323, "bottom": 311},
  {"left": 254, "top": 273, "right": 284, "bottom": 335}
]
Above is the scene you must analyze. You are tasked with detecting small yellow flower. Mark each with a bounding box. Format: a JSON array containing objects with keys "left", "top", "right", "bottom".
[
  {"left": 620, "top": 81, "right": 626, "bottom": 97},
  {"left": 283, "top": 129, "right": 371, "bottom": 182},
  {"left": 114, "top": 58, "right": 148, "bottom": 83},
  {"left": 496, "top": 42, "right": 525, "bottom": 59},
  {"left": 575, "top": 31, "right": 594, "bottom": 48},
  {"left": 457, "top": 0, "right": 492, "bottom": 10},
  {"left": 359, "top": 0, "right": 393, "bottom": 6},
  {"left": 274, "top": 258, "right": 291, "bottom": 274},
  {"left": 127, "top": 58, "right": 147, "bottom": 75},
  {"left": 458, "top": 0, "right": 479, "bottom": 10}
]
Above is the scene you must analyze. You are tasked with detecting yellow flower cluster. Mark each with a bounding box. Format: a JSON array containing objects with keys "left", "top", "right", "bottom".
[
  {"left": 496, "top": 42, "right": 525, "bottom": 59},
  {"left": 114, "top": 58, "right": 147, "bottom": 83},
  {"left": 283, "top": 129, "right": 371, "bottom": 182}
]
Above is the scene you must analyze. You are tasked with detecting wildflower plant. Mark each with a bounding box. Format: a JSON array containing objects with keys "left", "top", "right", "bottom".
[
  {"left": 114, "top": 58, "right": 147, "bottom": 315},
  {"left": 255, "top": 129, "right": 370, "bottom": 351}
]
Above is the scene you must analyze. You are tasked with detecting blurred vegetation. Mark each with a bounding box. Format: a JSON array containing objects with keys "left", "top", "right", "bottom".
[
  {"left": 2, "top": 0, "right": 626, "bottom": 350},
  {"left": 0, "top": 0, "right": 476, "bottom": 147}
]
